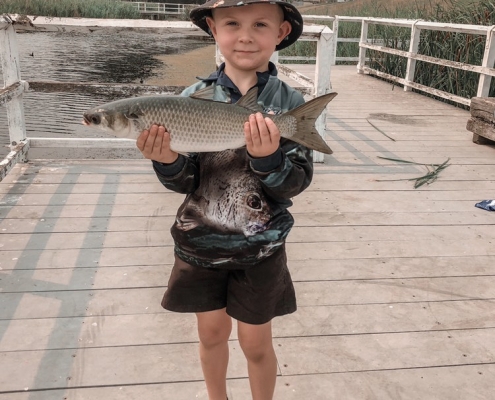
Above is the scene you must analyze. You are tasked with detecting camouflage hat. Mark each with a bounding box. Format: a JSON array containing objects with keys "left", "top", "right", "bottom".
[{"left": 189, "top": 0, "right": 303, "bottom": 51}]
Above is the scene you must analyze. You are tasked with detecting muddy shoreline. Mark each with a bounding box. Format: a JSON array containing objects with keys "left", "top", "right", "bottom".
[{"left": 147, "top": 44, "right": 217, "bottom": 87}]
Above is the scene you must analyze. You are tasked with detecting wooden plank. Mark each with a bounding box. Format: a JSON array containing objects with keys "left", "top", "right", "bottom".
[
  {"left": 273, "top": 365, "right": 495, "bottom": 400},
  {"left": 2, "top": 186, "right": 495, "bottom": 211},
  {"left": 275, "top": 328, "right": 495, "bottom": 375},
  {"left": 0, "top": 210, "right": 491, "bottom": 235},
  {"left": 2, "top": 365, "right": 493, "bottom": 400},
  {"left": 0, "top": 287, "right": 166, "bottom": 319},
  {"left": 0, "top": 341, "right": 247, "bottom": 392},
  {"left": 2, "top": 248, "right": 494, "bottom": 280},
  {"left": 4, "top": 330, "right": 494, "bottom": 392},
  {"left": 286, "top": 239, "right": 495, "bottom": 260},
  {"left": 2, "top": 299, "right": 494, "bottom": 352},
  {"left": 3, "top": 363, "right": 494, "bottom": 400},
  {"left": 289, "top": 255, "right": 495, "bottom": 280},
  {"left": 2, "top": 224, "right": 495, "bottom": 251},
  {"left": 1, "top": 235, "right": 494, "bottom": 270},
  {"left": 0, "top": 265, "right": 171, "bottom": 292},
  {"left": 2, "top": 275, "right": 495, "bottom": 318},
  {"left": 3, "top": 164, "right": 495, "bottom": 194}
]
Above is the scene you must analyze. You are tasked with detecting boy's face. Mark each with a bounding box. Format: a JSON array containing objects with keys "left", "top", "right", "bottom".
[{"left": 206, "top": 4, "right": 292, "bottom": 74}]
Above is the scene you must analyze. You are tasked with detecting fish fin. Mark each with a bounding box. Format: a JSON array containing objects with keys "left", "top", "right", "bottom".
[
  {"left": 189, "top": 85, "right": 216, "bottom": 100},
  {"left": 286, "top": 92, "right": 338, "bottom": 155},
  {"left": 236, "top": 87, "right": 263, "bottom": 112},
  {"left": 124, "top": 104, "right": 144, "bottom": 120}
]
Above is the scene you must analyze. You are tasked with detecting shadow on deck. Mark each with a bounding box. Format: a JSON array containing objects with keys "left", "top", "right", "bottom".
[{"left": 1, "top": 66, "right": 495, "bottom": 399}]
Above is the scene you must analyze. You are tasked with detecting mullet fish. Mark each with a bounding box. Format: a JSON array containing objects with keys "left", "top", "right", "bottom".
[{"left": 83, "top": 86, "right": 337, "bottom": 154}]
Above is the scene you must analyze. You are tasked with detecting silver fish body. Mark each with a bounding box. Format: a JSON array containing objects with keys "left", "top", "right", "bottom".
[{"left": 83, "top": 87, "right": 337, "bottom": 154}]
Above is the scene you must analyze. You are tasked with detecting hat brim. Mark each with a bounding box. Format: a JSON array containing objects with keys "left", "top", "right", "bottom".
[{"left": 189, "top": 1, "right": 303, "bottom": 51}]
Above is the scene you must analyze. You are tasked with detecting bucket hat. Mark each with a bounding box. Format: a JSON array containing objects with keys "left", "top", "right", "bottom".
[{"left": 190, "top": 0, "right": 303, "bottom": 51}]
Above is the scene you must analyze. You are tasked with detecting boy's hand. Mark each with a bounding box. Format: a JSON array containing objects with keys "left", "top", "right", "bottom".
[
  {"left": 136, "top": 124, "right": 179, "bottom": 164},
  {"left": 244, "top": 112, "right": 281, "bottom": 158}
]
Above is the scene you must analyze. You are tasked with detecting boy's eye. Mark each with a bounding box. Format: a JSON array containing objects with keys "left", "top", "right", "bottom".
[
  {"left": 254, "top": 22, "right": 267, "bottom": 28},
  {"left": 226, "top": 21, "right": 238, "bottom": 26}
]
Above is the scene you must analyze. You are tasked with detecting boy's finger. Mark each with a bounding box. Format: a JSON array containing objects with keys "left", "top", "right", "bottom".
[
  {"left": 249, "top": 114, "right": 261, "bottom": 145},
  {"left": 265, "top": 117, "right": 280, "bottom": 141},
  {"left": 143, "top": 125, "right": 159, "bottom": 153},
  {"left": 244, "top": 121, "right": 253, "bottom": 147},
  {"left": 256, "top": 113, "right": 270, "bottom": 142},
  {"left": 136, "top": 129, "right": 149, "bottom": 151},
  {"left": 154, "top": 130, "right": 164, "bottom": 154}
]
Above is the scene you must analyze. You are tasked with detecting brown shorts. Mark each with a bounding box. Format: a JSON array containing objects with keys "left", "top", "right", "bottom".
[{"left": 161, "top": 246, "right": 297, "bottom": 325}]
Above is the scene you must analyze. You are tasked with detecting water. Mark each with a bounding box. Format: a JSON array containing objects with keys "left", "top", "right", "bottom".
[{"left": 0, "top": 30, "right": 207, "bottom": 157}]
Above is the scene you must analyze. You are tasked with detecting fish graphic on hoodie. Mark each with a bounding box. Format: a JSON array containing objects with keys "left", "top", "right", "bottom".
[{"left": 165, "top": 141, "right": 312, "bottom": 270}]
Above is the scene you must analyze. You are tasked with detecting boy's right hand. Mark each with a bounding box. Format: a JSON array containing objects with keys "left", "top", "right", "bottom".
[{"left": 136, "top": 124, "right": 179, "bottom": 164}]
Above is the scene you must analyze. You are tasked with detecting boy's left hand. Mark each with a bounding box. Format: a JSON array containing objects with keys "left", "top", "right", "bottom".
[{"left": 244, "top": 112, "right": 280, "bottom": 158}]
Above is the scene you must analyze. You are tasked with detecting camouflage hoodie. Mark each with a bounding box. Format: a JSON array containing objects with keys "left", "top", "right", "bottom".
[{"left": 153, "top": 65, "right": 313, "bottom": 269}]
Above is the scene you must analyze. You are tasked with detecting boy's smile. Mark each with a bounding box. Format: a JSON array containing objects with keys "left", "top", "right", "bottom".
[{"left": 206, "top": 4, "right": 292, "bottom": 77}]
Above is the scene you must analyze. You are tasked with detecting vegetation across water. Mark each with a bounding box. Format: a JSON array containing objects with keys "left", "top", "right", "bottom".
[
  {"left": 0, "top": 0, "right": 140, "bottom": 19},
  {"left": 284, "top": 0, "right": 495, "bottom": 100}
]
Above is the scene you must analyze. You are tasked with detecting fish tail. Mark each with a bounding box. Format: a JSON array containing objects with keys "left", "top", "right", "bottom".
[{"left": 286, "top": 92, "right": 337, "bottom": 155}]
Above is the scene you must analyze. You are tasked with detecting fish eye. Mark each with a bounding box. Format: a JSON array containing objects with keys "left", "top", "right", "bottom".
[
  {"left": 91, "top": 115, "right": 101, "bottom": 125},
  {"left": 246, "top": 194, "right": 262, "bottom": 210}
]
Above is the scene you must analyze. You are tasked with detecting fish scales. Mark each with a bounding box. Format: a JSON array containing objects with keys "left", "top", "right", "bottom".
[{"left": 118, "top": 96, "right": 297, "bottom": 153}]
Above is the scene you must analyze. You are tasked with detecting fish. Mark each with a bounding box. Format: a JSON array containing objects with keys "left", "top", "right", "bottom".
[{"left": 83, "top": 86, "right": 337, "bottom": 154}]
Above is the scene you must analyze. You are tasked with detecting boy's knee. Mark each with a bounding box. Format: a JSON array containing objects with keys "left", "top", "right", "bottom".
[
  {"left": 197, "top": 312, "right": 232, "bottom": 348},
  {"left": 198, "top": 325, "right": 231, "bottom": 348},
  {"left": 238, "top": 335, "right": 274, "bottom": 363}
]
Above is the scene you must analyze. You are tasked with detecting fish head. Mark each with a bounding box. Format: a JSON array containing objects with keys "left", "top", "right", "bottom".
[
  {"left": 83, "top": 100, "right": 142, "bottom": 138},
  {"left": 241, "top": 190, "right": 272, "bottom": 236}
]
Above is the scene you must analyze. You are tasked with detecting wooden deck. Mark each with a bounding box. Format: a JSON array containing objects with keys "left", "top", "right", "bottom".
[{"left": 1, "top": 65, "right": 495, "bottom": 399}]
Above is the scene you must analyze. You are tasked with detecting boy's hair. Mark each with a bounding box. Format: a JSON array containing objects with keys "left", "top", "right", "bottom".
[{"left": 189, "top": 0, "right": 303, "bottom": 51}]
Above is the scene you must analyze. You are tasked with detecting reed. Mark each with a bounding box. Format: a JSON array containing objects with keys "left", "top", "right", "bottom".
[
  {"left": 0, "top": 0, "right": 140, "bottom": 19},
  {"left": 282, "top": 0, "right": 495, "bottom": 99}
]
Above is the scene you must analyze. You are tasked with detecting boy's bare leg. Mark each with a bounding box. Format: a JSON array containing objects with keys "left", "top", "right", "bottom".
[
  {"left": 237, "top": 320, "right": 277, "bottom": 400},
  {"left": 196, "top": 309, "right": 232, "bottom": 400}
]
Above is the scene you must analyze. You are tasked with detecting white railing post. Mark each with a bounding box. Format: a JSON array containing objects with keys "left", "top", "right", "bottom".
[
  {"left": 404, "top": 20, "right": 421, "bottom": 92},
  {"left": 331, "top": 16, "right": 339, "bottom": 66},
  {"left": 477, "top": 25, "right": 495, "bottom": 97},
  {"left": 357, "top": 19, "right": 369, "bottom": 74},
  {"left": 0, "top": 16, "right": 27, "bottom": 149},
  {"left": 313, "top": 25, "right": 333, "bottom": 163}
]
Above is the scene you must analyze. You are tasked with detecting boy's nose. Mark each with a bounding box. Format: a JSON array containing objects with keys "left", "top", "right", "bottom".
[{"left": 238, "top": 28, "right": 254, "bottom": 42}]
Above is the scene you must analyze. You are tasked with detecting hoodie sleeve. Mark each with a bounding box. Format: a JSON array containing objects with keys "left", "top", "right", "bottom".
[
  {"left": 152, "top": 155, "right": 200, "bottom": 194},
  {"left": 150, "top": 82, "right": 209, "bottom": 194},
  {"left": 249, "top": 140, "right": 313, "bottom": 202},
  {"left": 249, "top": 89, "right": 314, "bottom": 202}
]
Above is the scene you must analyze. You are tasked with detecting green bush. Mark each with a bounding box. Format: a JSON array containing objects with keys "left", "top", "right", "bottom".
[{"left": 0, "top": 0, "right": 140, "bottom": 19}]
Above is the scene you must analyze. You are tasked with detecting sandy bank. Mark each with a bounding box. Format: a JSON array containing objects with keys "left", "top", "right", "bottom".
[{"left": 146, "top": 44, "right": 216, "bottom": 87}]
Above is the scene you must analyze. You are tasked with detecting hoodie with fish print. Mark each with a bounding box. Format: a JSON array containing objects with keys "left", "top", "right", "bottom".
[{"left": 152, "top": 63, "right": 313, "bottom": 269}]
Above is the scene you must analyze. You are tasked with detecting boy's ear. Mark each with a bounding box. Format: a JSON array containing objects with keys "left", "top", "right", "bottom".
[
  {"left": 277, "top": 21, "right": 292, "bottom": 46},
  {"left": 206, "top": 16, "right": 217, "bottom": 37}
]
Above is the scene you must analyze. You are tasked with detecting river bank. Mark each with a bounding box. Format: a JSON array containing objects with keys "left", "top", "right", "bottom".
[{"left": 146, "top": 44, "right": 216, "bottom": 87}]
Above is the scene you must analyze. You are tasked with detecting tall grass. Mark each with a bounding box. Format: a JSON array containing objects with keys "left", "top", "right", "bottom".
[
  {"left": 282, "top": 0, "right": 495, "bottom": 100},
  {"left": 0, "top": 0, "right": 140, "bottom": 19}
]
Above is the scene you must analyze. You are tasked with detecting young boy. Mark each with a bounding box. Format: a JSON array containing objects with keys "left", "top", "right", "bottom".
[{"left": 136, "top": 1, "right": 310, "bottom": 399}]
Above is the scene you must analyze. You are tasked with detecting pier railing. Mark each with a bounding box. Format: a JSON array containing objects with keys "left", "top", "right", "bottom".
[
  {"left": 302, "top": 15, "right": 495, "bottom": 107},
  {"left": 125, "top": 2, "right": 186, "bottom": 16},
  {"left": 0, "top": 15, "right": 29, "bottom": 181}
]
